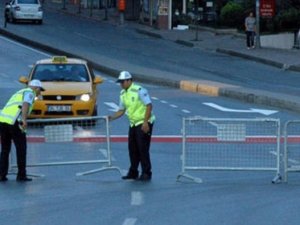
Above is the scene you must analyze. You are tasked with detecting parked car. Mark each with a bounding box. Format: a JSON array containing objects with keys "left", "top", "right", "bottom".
[
  {"left": 19, "top": 56, "right": 103, "bottom": 119},
  {"left": 5, "top": 0, "right": 43, "bottom": 24}
]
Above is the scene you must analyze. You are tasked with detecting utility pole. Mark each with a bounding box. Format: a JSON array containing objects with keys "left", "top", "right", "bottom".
[
  {"left": 77, "top": 0, "right": 82, "bottom": 14},
  {"left": 150, "top": 0, "right": 153, "bottom": 26},
  {"left": 255, "top": 0, "right": 260, "bottom": 48},
  {"left": 4, "top": 13, "right": 7, "bottom": 28},
  {"left": 118, "top": 0, "right": 125, "bottom": 25},
  {"left": 104, "top": 0, "right": 108, "bottom": 20},
  {"left": 62, "top": 0, "right": 66, "bottom": 10},
  {"left": 194, "top": 0, "right": 199, "bottom": 41}
]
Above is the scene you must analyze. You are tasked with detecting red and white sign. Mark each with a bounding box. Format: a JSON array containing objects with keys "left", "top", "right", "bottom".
[{"left": 260, "top": 0, "right": 276, "bottom": 18}]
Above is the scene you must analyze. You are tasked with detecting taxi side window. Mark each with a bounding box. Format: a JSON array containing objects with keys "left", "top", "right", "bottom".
[{"left": 87, "top": 63, "right": 95, "bottom": 81}]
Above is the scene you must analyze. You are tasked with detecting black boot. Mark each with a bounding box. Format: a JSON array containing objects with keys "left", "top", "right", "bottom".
[
  {"left": 138, "top": 172, "right": 152, "bottom": 181},
  {"left": 0, "top": 176, "right": 8, "bottom": 182},
  {"left": 122, "top": 170, "right": 138, "bottom": 180}
]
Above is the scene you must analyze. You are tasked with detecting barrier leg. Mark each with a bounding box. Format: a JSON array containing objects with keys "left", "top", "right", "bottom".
[
  {"left": 177, "top": 173, "right": 202, "bottom": 183},
  {"left": 271, "top": 173, "right": 282, "bottom": 184},
  {"left": 9, "top": 152, "right": 45, "bottom": 178},
  {"left": 76, "top": 164, "right": 123, "bottom": 176}
]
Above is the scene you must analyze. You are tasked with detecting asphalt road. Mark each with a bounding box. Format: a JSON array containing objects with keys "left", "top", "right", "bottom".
[
  {"left": 1, "top": 33, "right": 300, "bottom": 225},
  {"left": 1, "top": 5, "right": 300, "bottom": 97}
]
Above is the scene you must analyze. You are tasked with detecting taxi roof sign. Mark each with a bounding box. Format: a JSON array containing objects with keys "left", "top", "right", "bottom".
[{"left": 52, "top": 56, "right": 68, "bottom": 63}]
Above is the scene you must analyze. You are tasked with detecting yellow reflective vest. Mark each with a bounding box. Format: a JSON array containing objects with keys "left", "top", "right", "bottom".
[
  {"left": 0, "top": 88, "right": 35, "bottom": 125},
  {"left": 120, "top": 83, "right": 155, "bottom": 127}
]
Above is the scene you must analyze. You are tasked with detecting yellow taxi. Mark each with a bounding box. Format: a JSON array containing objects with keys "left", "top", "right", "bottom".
[{"left": 19, "top": 56, "right": 103, "bottom": 119}]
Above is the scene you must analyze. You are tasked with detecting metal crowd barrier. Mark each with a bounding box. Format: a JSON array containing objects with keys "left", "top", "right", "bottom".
[
  {"left": 283, "top": 120, "right": 300, "bottom": 182},
  {"left": 177, "top": 117, "right": 281, "bottom": 183},
  {"left": 10, "top": 116, "right": 122, "bottom": 177}
]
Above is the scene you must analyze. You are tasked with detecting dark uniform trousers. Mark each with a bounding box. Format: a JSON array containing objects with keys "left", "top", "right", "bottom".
[
  {"left": 0, "top": 122, "right": 27, "bottom": 178},
  {"left": 128, "top": 122, "right": 153, "bottom": 176}
]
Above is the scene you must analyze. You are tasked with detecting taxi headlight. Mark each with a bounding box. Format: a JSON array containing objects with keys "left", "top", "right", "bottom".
[
  {"left": 36, "top": 95, "right": 43, "bottom": 100},
  {"left": 78, "top": 94, "right": 90, "bottom": 102}
]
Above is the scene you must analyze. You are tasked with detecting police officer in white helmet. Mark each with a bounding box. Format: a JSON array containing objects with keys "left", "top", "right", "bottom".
[
  {"left": 0, "top": 80, "right": 45, "bottom": 182},
  {"left": 109, "top": 71, "right": 155, "bottom": 181}
]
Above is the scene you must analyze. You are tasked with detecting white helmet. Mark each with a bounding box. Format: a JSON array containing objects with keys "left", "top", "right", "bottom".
[
  {"left": 29, "top": 79, "right": 45, "bottom": 91},
  {"left": 117, "top": 71, "right": 132, "bottom": 83}
]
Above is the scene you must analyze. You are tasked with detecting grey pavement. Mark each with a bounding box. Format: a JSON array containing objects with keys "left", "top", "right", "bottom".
[{"left": 1, "top": 0, "right": 300, "bottom": 113}]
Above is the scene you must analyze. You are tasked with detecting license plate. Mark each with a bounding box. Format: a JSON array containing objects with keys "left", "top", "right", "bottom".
[
  {"left": 24, "top": 14, "right": 34, "bottom": 17},
  {"left": 48, "top": 105, "right": 71, "bottom": 112}
]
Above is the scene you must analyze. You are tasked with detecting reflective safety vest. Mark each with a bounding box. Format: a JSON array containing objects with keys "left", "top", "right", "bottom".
[
  {"left": 120, "top": 83, "right": 155, "bottom": 127},
  {"left": 0, "top": 88, "right": 35, "bottom": 125}
]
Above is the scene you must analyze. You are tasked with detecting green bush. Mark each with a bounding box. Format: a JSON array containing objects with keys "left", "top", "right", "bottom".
[{"left": 220, "top": 1, "right": 244, "bottom": 28}]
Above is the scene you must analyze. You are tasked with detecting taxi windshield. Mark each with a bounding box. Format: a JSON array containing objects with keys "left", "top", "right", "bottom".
[{"left": 32, "top": 64, "right": 90, "bottom": 82}]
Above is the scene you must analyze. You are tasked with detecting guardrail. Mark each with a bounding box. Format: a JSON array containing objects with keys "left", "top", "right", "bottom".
[
  {"left": 177, "top": 117, "right": 281, "bottom": 183},
  {"left": 9, "top": 116, "right": 122, "bottom": 178},
  {"left": 283, "top": 120, "right": 300, "bottom": 182}
]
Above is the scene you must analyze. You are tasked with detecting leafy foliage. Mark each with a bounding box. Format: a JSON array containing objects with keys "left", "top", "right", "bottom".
[{"left": 220, "top": 1, "right": 244, "bottom": 28}]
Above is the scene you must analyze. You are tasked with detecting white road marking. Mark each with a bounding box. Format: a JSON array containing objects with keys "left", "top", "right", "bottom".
[
  {"left": 131, "top": 191, "right": 144, "bottom": 206},
  {"left": 122, "top": 218, "right": 137, "bottom": 225},
  {"left": 151, "top": 97, "right": 159, "bottom": 100},
  {"left": 99, "top": 148, "right": 115, "bottom": 161},
  {"left": 160, "top": 100, "right": 168, "bottom": 104},
  {"left": 104, "top": 102, "right": 119, "bottom": 112},
  {"left": 170, "top": 104, "right": 178, "bottom": 108},
  {"left": 182, "top": 109, "right": 191, "bottom": 113},
  {"left": 203, "top": 102, "right": 278, "bottom": 116}
]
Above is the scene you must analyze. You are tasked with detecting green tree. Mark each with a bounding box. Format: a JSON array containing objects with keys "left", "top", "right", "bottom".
[{"left": 220, "top": 1, "right": 244, "bottom": 28}]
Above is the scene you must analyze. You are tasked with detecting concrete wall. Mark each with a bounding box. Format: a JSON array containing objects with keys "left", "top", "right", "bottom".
[{"left": 260, "top": 33, "right": 294, "bottom": 49}]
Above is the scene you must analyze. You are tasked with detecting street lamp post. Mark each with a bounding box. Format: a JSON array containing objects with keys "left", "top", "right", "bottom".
[
  {"left": 255, "top": 0, "right": 260, "bottom": 48},
  {"left": 104, "top": 0, "right": 108, "bottom": 20},
  {"left": 194, "top": 0, "right": 199, "bottom": 41},
  {"left": 77, "top": 0, "right": 82, "bottom": 14},
  {"left": 62, "top": 0, "right": 66, "bottom": 10}
]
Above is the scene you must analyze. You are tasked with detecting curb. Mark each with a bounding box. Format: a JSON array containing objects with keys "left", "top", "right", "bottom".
[
  {"left": 43, "top": 5, "right": 300, "bottom": 74},
  {"left": 219, "top": 86, "right": 300, "bottom": 113},
  {"left": 216, "top": 48, "right": 284, "bottom": 69},
  {"left": 217, "top": 48, "right": 300, "bottom": 73},
  {"left": 135, "top": 28, "right": 163, "bottom": 39},
  {"left": 175, "top": 39, "right": 194, "bottom": 47}
]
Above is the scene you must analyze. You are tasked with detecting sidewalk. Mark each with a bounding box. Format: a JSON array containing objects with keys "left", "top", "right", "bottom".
[{"left": 43, "top": 1, "right": 300, "bottom": 71}]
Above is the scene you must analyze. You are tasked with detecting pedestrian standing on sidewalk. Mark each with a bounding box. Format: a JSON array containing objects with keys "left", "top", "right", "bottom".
[
  {"left": 0, "top": 80, "right": 45, "bottom": 182},
  {"left": 108, "top": 71, "right": 155, "bottom": 181},
  {"left": 245, "top": 12, "right": 256, "bottom": 49}
]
